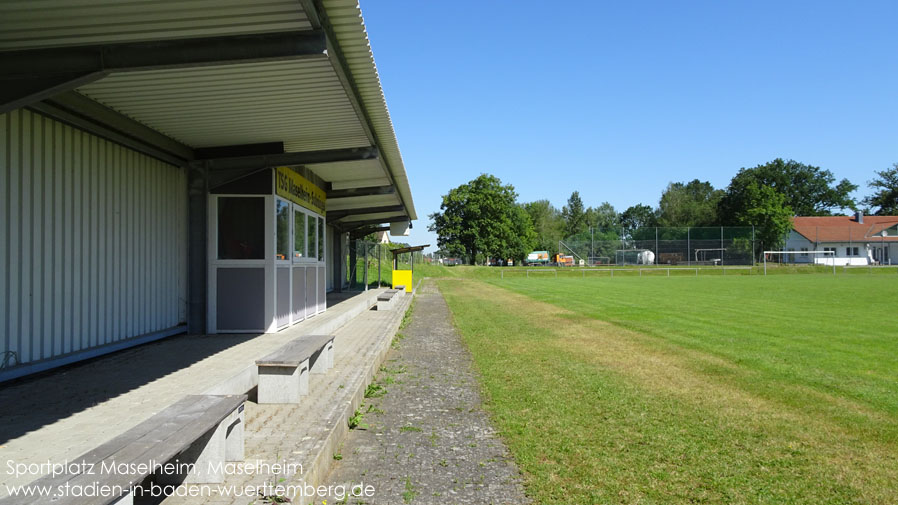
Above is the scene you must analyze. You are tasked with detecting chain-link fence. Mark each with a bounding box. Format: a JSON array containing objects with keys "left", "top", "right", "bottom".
[{"left": 558, "top": 226, "right": 756, "bottom": 266}]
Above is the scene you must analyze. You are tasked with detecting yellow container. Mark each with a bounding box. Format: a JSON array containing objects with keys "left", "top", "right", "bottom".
[{"left": 392, "top": 270, "right": 412, "bottom": 292}]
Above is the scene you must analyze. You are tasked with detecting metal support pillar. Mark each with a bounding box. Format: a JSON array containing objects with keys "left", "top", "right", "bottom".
[
  {"left": 332, "top": 230, "right": 343, "bottom": 293},
  {"left": 187, "top": 164, "right": 209, "bottom": 334},
  {"left": 349, "top": 241, "right": 357, "bottom": 289}
]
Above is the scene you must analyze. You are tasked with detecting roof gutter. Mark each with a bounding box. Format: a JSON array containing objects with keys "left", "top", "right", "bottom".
[{"left": 304, "top": 0, "right": 417, "bottom": 222}]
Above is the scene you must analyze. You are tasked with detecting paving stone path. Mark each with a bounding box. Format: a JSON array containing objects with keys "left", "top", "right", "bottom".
[{"left": 323, "top": 280, "right": 529, "bottom": 505}]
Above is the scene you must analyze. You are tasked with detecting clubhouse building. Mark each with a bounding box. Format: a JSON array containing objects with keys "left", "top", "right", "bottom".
[
  {"left": 0, "top": 0, "right": 417, "bottom": 381},
  {"left": 784, "top": 213, "right": 898, "bottom": 266}
]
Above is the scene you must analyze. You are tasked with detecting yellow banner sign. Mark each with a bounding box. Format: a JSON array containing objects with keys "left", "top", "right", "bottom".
[{"left": 275, "top": 167, "right": 326, "bottom": 215}]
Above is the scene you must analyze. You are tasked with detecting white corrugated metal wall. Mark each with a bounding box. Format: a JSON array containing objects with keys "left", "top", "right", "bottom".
[{"left": 1, "top": 109, "right": 187, "bottom": 374}]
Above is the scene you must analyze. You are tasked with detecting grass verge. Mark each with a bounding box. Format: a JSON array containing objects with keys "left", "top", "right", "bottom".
[{"left": 439, "top": 276, "right": 898, "bottom": 504}]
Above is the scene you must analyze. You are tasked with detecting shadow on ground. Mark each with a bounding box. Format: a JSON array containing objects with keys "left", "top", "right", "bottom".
[{"left": 0, "top": 291, "right": 364, "bottom": 444}]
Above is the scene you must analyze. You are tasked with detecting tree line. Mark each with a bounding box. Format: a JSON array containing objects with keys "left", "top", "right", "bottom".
[{"left": 429, "top": 159, "right": 898, "bottom": 264}]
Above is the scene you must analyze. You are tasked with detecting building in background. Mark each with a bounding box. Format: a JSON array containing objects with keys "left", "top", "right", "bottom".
[{"left": 785, "top": 213, "right": 898, "bottom": 265}]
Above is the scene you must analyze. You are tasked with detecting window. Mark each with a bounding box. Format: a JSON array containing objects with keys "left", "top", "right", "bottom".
[
  {"left": 306, "top": 213, "right": 317, "bottom": 261},
  {"left": 217, "top": 197, "right": 265, "bottom": 259},
  {"left": 823, "top": 247, "right": 836, "bottom": 253},
  {"left": 275, "top": 199, "right": 290, "bottom": 260},
  {"left": 294, "top": 209, "right": 306, "bottom": 259},
  {"left": 846, "top": 247, "right": 859, "bottom": 256},
  {"left": 318, "top": 216, "right": 325, "bottom": 260},
  {"left": 800, "top": 247, "right": 808, "bottom": 257}
]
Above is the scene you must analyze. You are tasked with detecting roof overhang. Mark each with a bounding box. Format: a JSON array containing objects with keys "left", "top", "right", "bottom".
[{"left": 0, "top": 0, "right": 416, "bottom": 227}]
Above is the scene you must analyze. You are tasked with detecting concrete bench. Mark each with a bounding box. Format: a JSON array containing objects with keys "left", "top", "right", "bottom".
[
  {"left": 255, "top": 334, "right": 335, "bottom": 404},
  {"left": 4, "top": 394, "right": 246, "bottom": 505},
  {"left": 377, "top": 289, "right": 401, "bottom": 310}
]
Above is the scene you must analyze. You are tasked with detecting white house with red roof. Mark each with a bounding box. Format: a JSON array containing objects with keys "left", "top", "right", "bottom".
[{"left": 784, "top": 212, "right": 898, "bottom": 265}]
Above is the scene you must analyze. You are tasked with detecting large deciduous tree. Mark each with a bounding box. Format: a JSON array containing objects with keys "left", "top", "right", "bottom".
[
  {"left": 863, "top": 163, "right": 898, "bottom": 215},
  {"left": 428, "top": 174, "right": 535, "bottom": 264},
  {"left": 657, "top": 179, "right": 723, "bottom": 227},
  {"left": 619, "top": 204, "right": 658, "bottom": 231},
  {"left": 723, "top": 158, "right": 856, "bottom": 216},
  {"left": 523, "top": 199, "right": 564, "bottom": 251},
  {"left": 586, "top": 202, "right": 618, "bottom": 231},
  {"left": 619, "top": 204, "right": 658, "bottom": 240},
  {"left": 719, "top": 178, "right": 794, "bottom": 252}
]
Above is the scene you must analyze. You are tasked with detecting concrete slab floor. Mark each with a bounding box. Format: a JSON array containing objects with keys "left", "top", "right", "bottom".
[{"left": 0, "top": 289, "right": 381, "bottom": 497}]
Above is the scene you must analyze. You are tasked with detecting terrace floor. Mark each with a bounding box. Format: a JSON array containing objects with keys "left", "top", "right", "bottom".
[{"left": 0, "top": 287, "right": 391, "bottom": 502}]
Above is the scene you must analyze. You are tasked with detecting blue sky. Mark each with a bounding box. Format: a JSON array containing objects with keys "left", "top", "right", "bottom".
[{"left": 359, "top": 1, "right": 898, "bottom": 252}]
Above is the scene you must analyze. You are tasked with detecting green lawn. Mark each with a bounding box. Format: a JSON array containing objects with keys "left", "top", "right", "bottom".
[{"left": 436, "top": 272, "right": 898, "bottom": 504}]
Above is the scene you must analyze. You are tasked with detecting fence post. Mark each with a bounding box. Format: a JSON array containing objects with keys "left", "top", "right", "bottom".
[
  {"left": 687, "top": 227, "right": 691, "bottom": 266},
  {"left": 378, "top": 244, "right": 382, "bottom": 287},
  {"left": 655, "top": 227, "right": 659, "bottom": 265},
  {"left": 751, "top": 225, "right": 755, "bottom": 265},
  {"left": 364, "top": 244, "right": 369, "bottom": 291}
]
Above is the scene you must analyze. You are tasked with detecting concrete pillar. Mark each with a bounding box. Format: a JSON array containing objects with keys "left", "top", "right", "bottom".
[
  {"left": 310, "top": 349, "right": 327, "bottom": 375},
  {"left": 258, "top": 362, "right": 310, "bottom": 403},
  {"left": 325, "top": 339, "right": 334, "bottom": 369},
  {"left": 224, "top": 405, "right": 245, "bottom": 462},
  {"left": 160, "top": 425, "right": 225, "bottom": 484}
]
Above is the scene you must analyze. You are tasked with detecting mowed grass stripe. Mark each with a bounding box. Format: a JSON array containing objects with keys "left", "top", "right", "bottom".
[
  {"left": 489, "top": 275, "right": 898, "bottom": 416},
  {"left": 439, "top": 278, "right": 898, "bottom": 504}
]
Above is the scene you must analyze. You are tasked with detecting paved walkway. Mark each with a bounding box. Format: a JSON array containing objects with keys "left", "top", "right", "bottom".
[
  {"left": 171, "top": 289, "right": 412, "bottom": 505},
  {"left": 323, "top": 280, "right": 529, "bottom": 505},
  {"left": 0, "top": 289, "right": 380, "bottom": 497}
]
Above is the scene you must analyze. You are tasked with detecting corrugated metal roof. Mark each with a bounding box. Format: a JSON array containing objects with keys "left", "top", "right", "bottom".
[
  {"left": 77, "top": 59, "right": 370, "bottom": 150},
  {"left": 322, "top": 0, "right": 417, "bottom": 220},
  {"left": 306, "top": 158, "right": 385, "bottom": 183},
  {"left": 326, "top": 194, "right": 400, "bottom": 212},
  {"left": 0, "top": 0, "right": 310, "bottom": 49},
  {"left": 3, "top": 0, "right": 416, "bottom": 223},
  {"left": 338, "top": 211, "right": 407, "bottom": 223}
]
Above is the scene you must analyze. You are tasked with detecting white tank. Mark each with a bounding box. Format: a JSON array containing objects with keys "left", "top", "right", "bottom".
[{"left": 637, "top": 250, "right": 655, "bottom": 265}]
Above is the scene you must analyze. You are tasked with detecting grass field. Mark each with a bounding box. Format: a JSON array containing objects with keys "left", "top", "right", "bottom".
[{"left": 434, "top": 271, "right": 898, "bottom": 504}]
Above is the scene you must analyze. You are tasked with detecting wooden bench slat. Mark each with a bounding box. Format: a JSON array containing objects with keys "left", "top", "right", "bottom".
[
  {"left": 256, "top": 334, "right": 334, "bottom": 368},
  {"left": 4, "top": 395, "right": 245, "bottom": 505},
  {"left": 378, "top": 289, "right": 401, "bottom": 301}
]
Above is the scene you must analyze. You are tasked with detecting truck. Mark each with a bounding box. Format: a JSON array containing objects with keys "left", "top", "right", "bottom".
[
  {"left": 552, "top": 253, "right": 574, "bottom": 267},
  {"left": 525, "top": 250, "right": 550, "bottom": 266}
]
